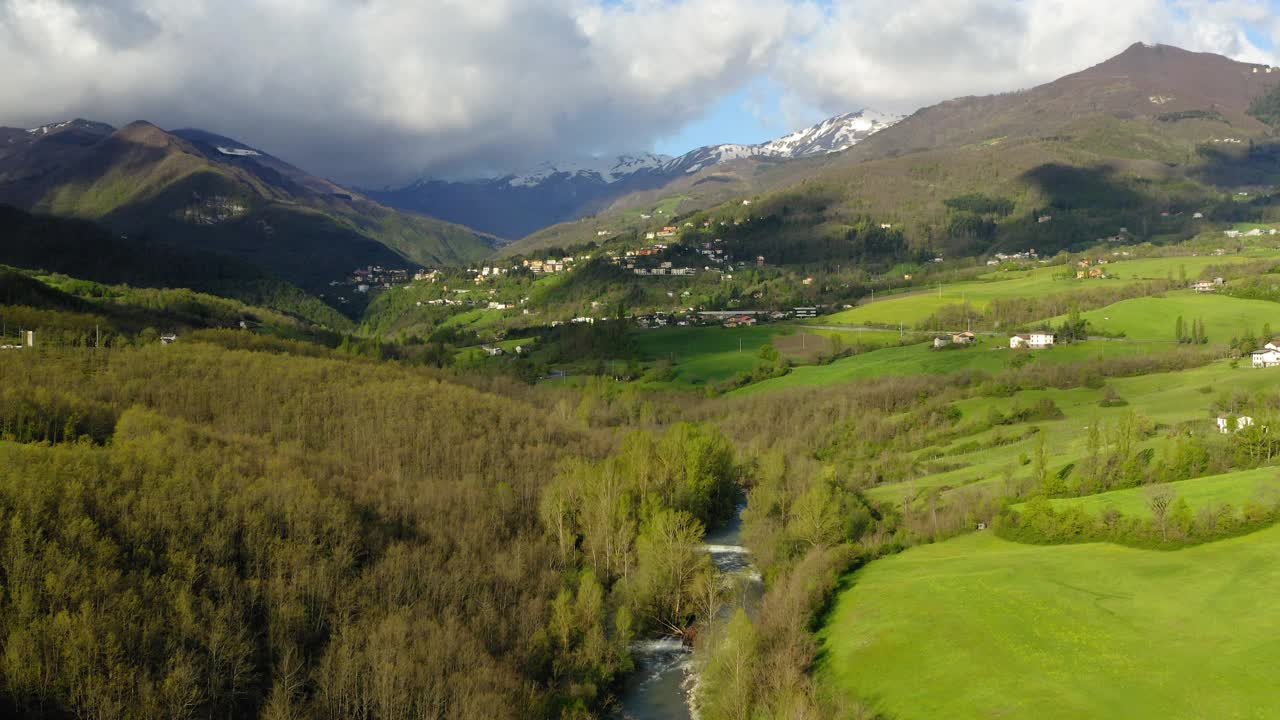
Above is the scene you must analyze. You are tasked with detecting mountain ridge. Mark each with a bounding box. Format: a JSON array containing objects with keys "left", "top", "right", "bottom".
[
  {"left": 367, "top": 110, "right": 900, "bottom": 239},
  {"left": 0, "top": 119, "right": 499, "bottom": 296}
]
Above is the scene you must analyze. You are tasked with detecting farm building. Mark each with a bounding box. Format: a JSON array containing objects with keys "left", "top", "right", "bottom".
[
  {"left": 1217, "top": 415, "right": 1255, "bottom": 434},
  {"left": 952, "top": 331, "right": 977, "bottom": 345},
  {"left": 1010, "top": 333, "right": 1055, "bottom": 350},
  {"left": 1252, "top": 348, "right": 1280, "bottom": 368}
]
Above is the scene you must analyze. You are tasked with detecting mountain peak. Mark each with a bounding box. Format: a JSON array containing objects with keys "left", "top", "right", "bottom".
[{"left": 115, "top": 120, "right": 175, "bottom": 147}]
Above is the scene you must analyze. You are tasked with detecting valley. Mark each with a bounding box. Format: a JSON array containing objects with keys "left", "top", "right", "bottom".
[{"left": 2, "top": 35, "right": 1280, "bottom": 720}]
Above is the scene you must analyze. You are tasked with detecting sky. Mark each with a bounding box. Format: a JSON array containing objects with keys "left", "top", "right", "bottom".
[{"left": 1, "top": 0, "right": 1277, "bottom": 186}]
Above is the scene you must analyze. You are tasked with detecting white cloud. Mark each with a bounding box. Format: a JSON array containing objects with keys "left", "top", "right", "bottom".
[
  {"left": 0, "top": 0, "right": 817, "bottom": 184},
  {"left": 0, "top": 0, "right": 1273, "bottom": 185},
  {"left": 777, "top": 0, "right": 1276, "bottom": 117}
]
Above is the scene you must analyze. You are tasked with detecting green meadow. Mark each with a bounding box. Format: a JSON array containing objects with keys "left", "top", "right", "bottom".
[
  {"left": 867, "top": 358, "right": 1280, "bottom": 505},
  {"left": 634, "top": 325, "right": 782, "bottom": 384},
  {"left": 1047, "top": 291, "right": 1279, "bottom": 341},
  {"left": 632, "top": 324, "right": 902, "bottom": 386},
  {"left": 819, "top": 255, "right": 1266, "bottom": 328},
  {"left": 820, "top": 526, "right": 1280, "bottom": 720},
  {"left": 737, "top": 339, "right": 1160, "bottom": 396},
  {"left": 1036, "top": 466, "right": 1280, "bottom": 518}
]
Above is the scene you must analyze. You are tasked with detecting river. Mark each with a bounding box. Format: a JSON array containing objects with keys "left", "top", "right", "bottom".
[{"left": 614, "top": 505, "right": 763, "bottom": 720}]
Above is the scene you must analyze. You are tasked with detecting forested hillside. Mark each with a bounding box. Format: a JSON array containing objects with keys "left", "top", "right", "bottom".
[
  {"left": 0, "top": 342, "right": 756, "bottom": 717},
  {"left": 0, "top": 205, "right": 347, "bottom": 328},
  {"left": 0, "top": 122, "right": 497, "bottom": 293}
]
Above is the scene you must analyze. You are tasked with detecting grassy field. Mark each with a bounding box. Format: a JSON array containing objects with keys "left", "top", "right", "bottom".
[
  {"left": 820, "top": 525, "right": 1280, "bottom": 719},
  {"left": 632, "top": 325, "right": 901, "bottom": 386},
  {"left": 633, "top": 325, "right": 787, "bottom": 385},
  {"left": 1032, "top": 467, "right": 1280, "bottom": 518},
  {"left": 1045, "top": 291, "right": 1279, "bottom": 341},
  {"left": 864, "top": 358, "right": 1280, "bottom": 505},
  {"left": 819, "top": 255, "right": 1267, "bottom": 328},
  {"left": 737, "top": 339, "right": 1161, "bottom": 395}
]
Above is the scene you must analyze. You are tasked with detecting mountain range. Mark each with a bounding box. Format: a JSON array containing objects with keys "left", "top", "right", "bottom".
[
  {"left": 0, "top": 119, "right": 497, "bottom": 296},
  {"left": 366, "top": 110, "right": 900, "bottom": 240},
  {"left": 506, "top": 43, "right": 1280, "bottom": 260}
]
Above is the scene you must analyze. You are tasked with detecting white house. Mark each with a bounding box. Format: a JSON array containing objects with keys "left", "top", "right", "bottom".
[
  {"left": 1217, "top": 415, "right": 1255, "bottom": 434},
  {"left": 1252, "top": 348, "right": 1280, "bottom": 368},
  {"left": 1010, "top": 333, "right": 1055, "bottom": 349}
]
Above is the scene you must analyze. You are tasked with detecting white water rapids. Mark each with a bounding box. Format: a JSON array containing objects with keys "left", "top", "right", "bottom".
[{"left": 614, "top": 506, "right": 762, "bottom": 720}]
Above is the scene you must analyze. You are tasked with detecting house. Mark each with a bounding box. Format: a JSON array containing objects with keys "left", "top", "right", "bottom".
[
  {"left": 1252, "top": 348, "right": 1280, "bottom": 368},
  {"left": 1037, "top": 215, "right": 1053, "bottom": 223},
  {"left": 1217, "top": 415, "right": 1255, "bottom": 434},
  {"left": 952, "top": 331, "right": 977, "bottom": 345},
  {"left": 160, "top": 334, "right": 178, "bottom": 345},
  {"left": 933, "top": 336, "right": 951, "bottom": 349},
  {"left": 793, "top": 306, "right": 818, "bottom": 319},
  {"left": 1010, "top": 332, "right": 1054, "bottom": 349},
  {"left": 1088, "top": 267, "right": 1107, "bottom": 279},
  {"left": 481, "top": 345, "right": 505, "bottom": 357},
  {"left": 723, "top": 315, "right": 756, "bottom": 328},
  {"left": 1193, "top": 279, "right": 1223, "bottom": 293}
]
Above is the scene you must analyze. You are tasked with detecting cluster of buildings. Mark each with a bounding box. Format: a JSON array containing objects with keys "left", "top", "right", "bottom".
[
  {"left": 1075, "top": 257, "right": 1111, "bottom": 279},
  {"left": 523, "top": 256, "right": 577, "bottom": 274},
  {"left": 633, "top": 263, "right": 695, "bottom": 277},
  {"left": 1193, "top": 277, "right": 1226, "bottom": 293},
  {"left": 932, "top": 331, "right": 977, "bottom": 349},
  {"left": 1224, "top": 228, "right": 1278, "bottom": 239},
  {"left": 986, "top": 249, "right": 1038, "bottom": 266},
  {"left": 1010, "top": 332, "right": 1055, "bottom": 350},
  {"left": 341, "top": 265, "right": 412, "bottom": 293}
]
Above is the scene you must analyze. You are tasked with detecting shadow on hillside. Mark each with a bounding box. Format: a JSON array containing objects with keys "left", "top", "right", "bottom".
[
  {"left": 1021, "top": 163, "right": 1146, "bottom": 211},
  {"left": 1193, "top": 140, "right": 1280, "bottom": 188}
]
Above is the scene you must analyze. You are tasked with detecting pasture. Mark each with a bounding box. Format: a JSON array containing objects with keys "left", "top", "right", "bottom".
[
  {"left": 1046, "top": 291, "right": 1278, "bottom": 341},
  {"left": 820, "top": 525, "right": 1280, "bottom": 719},
  {"left": 633, "top": 324, "right": 901, "bottom": 386},
  {"left": 1037, "top": 466, "right": 1280, "bottom": 518},
  {"left": 818, "top": 255, "right": 1266, "bottom": 328}
]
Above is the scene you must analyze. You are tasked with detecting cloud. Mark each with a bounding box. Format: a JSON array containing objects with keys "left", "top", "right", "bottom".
[
  {"left": 777, "top": 0, "right": 1276, "bottom": 116},
  {"left": 0, "top": 0, "right": 1273, "bottom": 186},
  {"left": 0, "top": 0, "right": 817, "bottom": 185}
]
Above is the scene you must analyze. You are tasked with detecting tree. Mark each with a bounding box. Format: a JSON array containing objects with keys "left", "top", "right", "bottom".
[
  {"left": 1148, "top": 486, "right": 1176, "bottom": 541},
  {"left": 629, "top": 509, "right": 713, "bottom": 635},
  {"left": 1175, "top": 315, "right": 1185, "bottom": 344}
]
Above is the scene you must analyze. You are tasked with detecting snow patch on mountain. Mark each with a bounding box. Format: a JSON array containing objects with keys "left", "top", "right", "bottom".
[
  {"left": 217, "top": 146, "right": 263, "bottom": 157},
  {"left": 505, "top": 153, "right": 672, "bottom": 187}
]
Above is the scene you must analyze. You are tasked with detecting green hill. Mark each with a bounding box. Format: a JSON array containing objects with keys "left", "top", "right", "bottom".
[
  {"left": 0, "top": 204, "right": 347, "bottom": 328},
  {"left": 0, "top": 121, "right": 498, "bottom": 294}
]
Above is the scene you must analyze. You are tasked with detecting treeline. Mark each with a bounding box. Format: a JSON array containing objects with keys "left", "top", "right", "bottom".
[{"left": 998, "top": 488, "right": 1280, "bottom": 549}]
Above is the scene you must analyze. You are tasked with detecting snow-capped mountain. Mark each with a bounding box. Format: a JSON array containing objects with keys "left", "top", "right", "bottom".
[
  {"left": 664, "top": 110, "right": 900, "bottom": 175},
  {"left": 505, "top": 153, "right": 672, "bottom": 187},
  {"left": 369, "top": 110, "right": 900, "bottom": 239}
]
